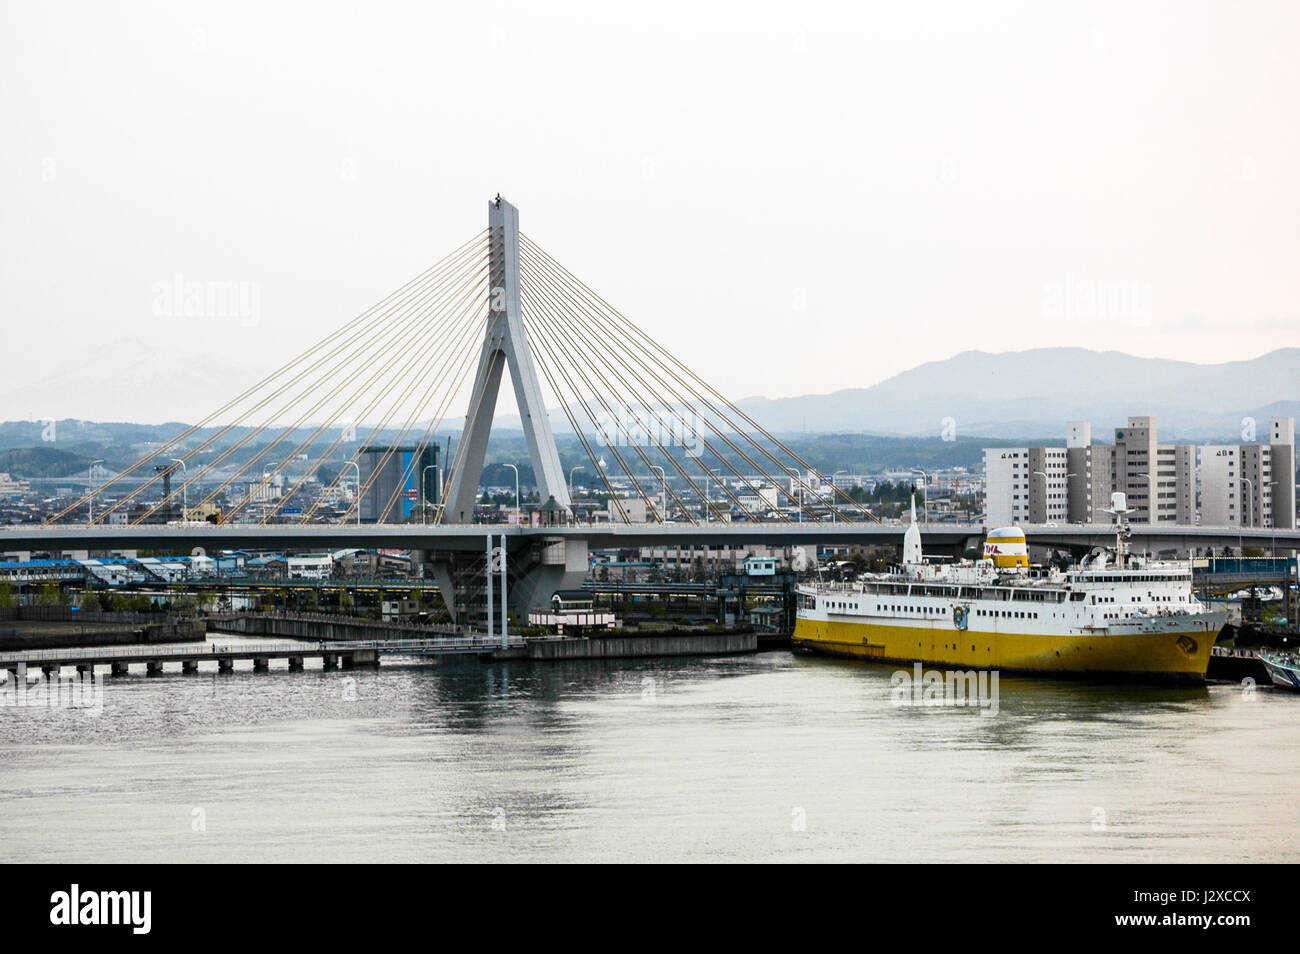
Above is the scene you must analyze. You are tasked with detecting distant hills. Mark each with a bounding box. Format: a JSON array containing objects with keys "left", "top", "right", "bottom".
[
  {"left": 2, "top": 348, "right": 1295, "bottom": 481},
  {"left": 732, "top": 347, "right": 1300, "bottom": 440}
]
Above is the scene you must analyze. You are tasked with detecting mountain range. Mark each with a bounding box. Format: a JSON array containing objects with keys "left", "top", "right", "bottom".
[{"left": 730, "top": 347, "right": 1300, "bottom": 439}]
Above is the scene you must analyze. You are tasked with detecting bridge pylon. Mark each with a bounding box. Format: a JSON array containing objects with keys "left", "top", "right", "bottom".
[{"left": 441, "top": 196, "right": 570, "bottom": 523}]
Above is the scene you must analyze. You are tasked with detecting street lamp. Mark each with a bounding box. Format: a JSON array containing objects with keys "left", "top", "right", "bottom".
[
  {"left": 1031, "top": 470, "right": 1048, "bottom": 524},
  {"left": 650, "top": 465, "right": 666, "bottom": 520},
  {"left": 1136, "top": 473, "right": 1156, "bottom": 525},
  {"left": 171, "top": 458, "right": 187, "bottom": 521},
  {"left": 832, "top": 470, "right": 848, "bottom": 523},
  {"left": 345, "top": 461, "right": 361, "bottom": 525},
  {"left": 569, "top": 466, "right": 584, "bottom": 520},
  {"left": 786, "top": 467, "right": 803, "bottom": 523},
  {"left": 1269, "top": 480, "right": 1281, "bottom": 554},
  {"left": 1241, "top": 476, "right": 1255, "bottom": 553},
  {"left": 88, "top": 459, "right": 103, "bottom": 524},
  {"left": 421, "top": 464, "right": 438, "bottom": 525},
  {"left": 502, "top": 463, "right": 520, "bottom": 521},
  {"left": 910, "top": 469, "right": 929, "bottom": 524}
]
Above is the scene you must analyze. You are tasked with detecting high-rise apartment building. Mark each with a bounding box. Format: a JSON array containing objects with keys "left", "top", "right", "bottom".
[{"left": 984, "top": 415, "right": 1296, "bottom": 528}]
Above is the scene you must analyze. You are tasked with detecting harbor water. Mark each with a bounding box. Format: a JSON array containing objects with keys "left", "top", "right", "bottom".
[{"left": 2, "top": 644, "right": 1297, "bottom": 863}]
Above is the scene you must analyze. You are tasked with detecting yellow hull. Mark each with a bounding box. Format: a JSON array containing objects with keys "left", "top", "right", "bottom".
[{"left": 792, "top": 617, "right": 1216, "bottom": 682}]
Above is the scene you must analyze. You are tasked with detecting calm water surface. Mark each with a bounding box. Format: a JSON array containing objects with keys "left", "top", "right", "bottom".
[{"left": 2, "top": 637, "right": 1297, "bottom": 863}]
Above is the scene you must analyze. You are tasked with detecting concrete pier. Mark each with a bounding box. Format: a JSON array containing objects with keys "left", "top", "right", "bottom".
[
  {"left": 0, "top": 633, "right": 517, "bottom": 683},
  {"left": 340, "top": 648, "right": 380, "bottom": 669},
  {"left": 527, "top": 631, "right": 758, "bottom": 661}
]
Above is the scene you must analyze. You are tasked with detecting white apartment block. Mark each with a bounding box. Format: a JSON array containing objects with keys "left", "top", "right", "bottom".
[
  {"left": 985, "top": 415, "right": 1296, "bottom": 529},
  {"left": 984, "top": 449, "right": 1030, "bottom": 526},
  {"left": 1199, "top": 417, "right": 1296, "bottom": 529}
]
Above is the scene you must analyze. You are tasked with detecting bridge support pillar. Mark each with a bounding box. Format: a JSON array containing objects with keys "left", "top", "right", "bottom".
[
  {"left": 218, "top": 658, "right": 234, "bottom": 673},
  {"left": 287, "top": 656, "right": 304, "bottom": 671},
  {"left": 76, "top": 664, "right": 93, "bottom": 676},
  {"left": 427, "top": 560, "right": 458, "bottom": 624},
  {"left": 111, "top": 662, "right": 129, "bottom": 676},
  {"left": 253, "top": 656, "right": 269, "bottom": 672},
  {"left": 146, "top": 660, "right": 163, "bottom": 675},
  {"left": 42, "top": 665, "right": 58, "bottom": 678},
  {"left": 321, "top": 653, "right": 338, "bottom": 671},
  {"left": 342, "top": 649, "right": 378, "bottom": 669},
  {"left": 508, "top": 535, "right": 589, "bottom": 620},
  {"left": 181, "top": 660, "right": 199, "bottom": 674}
]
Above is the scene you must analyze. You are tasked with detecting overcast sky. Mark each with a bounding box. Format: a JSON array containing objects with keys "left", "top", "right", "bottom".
[{"left": 2, "top": 0, "right": 1297, "bottom": 424}]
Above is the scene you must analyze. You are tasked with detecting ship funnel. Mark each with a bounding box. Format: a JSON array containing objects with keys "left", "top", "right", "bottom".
[{"left": 982, "top": 527, "right": 1029, "bottom": 568}]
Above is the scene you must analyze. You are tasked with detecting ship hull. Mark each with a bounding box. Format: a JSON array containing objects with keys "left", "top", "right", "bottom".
[
  {"left": 1260, "top": 656, "right": 1300, "bottom": 690},
  {"left": 792, "top": 614, "right": 1223, "bottom": 684}
]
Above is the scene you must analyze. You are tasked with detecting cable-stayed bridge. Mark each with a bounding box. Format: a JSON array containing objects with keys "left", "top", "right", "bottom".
[{"left": 12, "top": 197, "right": 1300, "bottom": 622}]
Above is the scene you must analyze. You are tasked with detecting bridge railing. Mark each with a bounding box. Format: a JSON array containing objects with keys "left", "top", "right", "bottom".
[
  {"left": 0, "top": 641, "right": 310, "bottom": 663},
  {"left": 208, "top": 610, "right": 468, "bottom": 636},
  {"left": 320, "top": 636, "right": 522, "bottom": 651}
]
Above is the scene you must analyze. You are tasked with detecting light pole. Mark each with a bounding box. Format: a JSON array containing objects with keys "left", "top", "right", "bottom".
[
  {"left": 910, "top": 469, "right": 929, "bottom": 524},
  {"left": 171, "top": 458, "right": 187, "bottom": 521},
  {"left": 502, "top": 463, "right": 520, "bottom": 522},
  {"left": 1136, "top": 473, "right": 1156, "bottom": 525},
  {"left": 650, "top": 465, "right": 666, "bottom": 520},
  {"left": 786, "top": 468, "right": 803, "bottom": 523},
  {"left": 88, "top": 459, "right": 103, "bottom": 524},
  {"left": 569, "top": 466, "right": 584, "bottom": 522},
  {"left": 1269, "top": 480, "right": 1280, "bottom": 554},
  {"left": 1032, "top": 471, "right": 1048, "bottom": 525},
  {"left": 345, "top": 461, "right": 361, "bottom": 525},
  {"left": 1241, "top": 476, "right": 1254, "bottom": 553},
  {"left": 421, "top": 464, "right": 438, "bottom": 525}
]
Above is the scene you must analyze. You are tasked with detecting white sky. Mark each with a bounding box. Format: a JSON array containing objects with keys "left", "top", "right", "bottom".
[{"left": 2, "top": 0, "right": 1298, "bottom": 424}]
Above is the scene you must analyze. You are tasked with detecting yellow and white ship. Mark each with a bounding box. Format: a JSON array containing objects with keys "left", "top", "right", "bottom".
[{"left": 792, "top": 493, "right": 1226, "bottom": 682}]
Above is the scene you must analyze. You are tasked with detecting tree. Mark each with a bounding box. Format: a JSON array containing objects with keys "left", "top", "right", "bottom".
[
  {"left": 35, "top": 583, "right": 67, "bottom": 607},
  {"left": 0, "top": 581, "right": 15, "bottom": 608}
]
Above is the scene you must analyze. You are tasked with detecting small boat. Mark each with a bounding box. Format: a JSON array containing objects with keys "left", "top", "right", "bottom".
[{"left": 1259, "top": 650, "right": 1300, "bottom": 690}]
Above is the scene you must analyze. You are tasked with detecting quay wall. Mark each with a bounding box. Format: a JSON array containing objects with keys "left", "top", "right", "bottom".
[
  {"left": 0, "top": 615, "right": 206, "bottom": 652},
  {"left": 214, "top": 613, "right": 464, "bottom": 643},
  {"left": 528, "top": 631, "right": 757, "bottom": 660}
]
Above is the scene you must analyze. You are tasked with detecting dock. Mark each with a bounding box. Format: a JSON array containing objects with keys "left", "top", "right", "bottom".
[{"left": 0, "top": 635, "right": 526, "bottom": 679}]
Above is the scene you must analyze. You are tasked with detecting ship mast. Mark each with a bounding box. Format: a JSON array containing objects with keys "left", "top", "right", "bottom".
[{"left": 1103, "top": 492, "right": 1134, "bottom": 569}]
